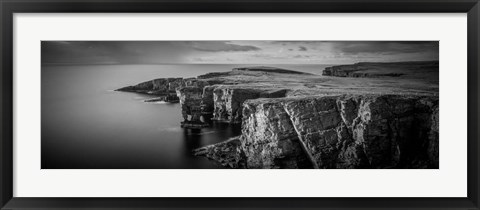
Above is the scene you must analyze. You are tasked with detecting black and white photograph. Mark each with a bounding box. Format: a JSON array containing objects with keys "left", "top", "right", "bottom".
[{"left": 41, "top": 41, "right": 439, "bottom": 169}]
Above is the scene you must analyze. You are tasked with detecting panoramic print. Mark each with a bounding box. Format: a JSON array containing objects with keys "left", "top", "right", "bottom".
[{"left": 41, "top": 41, "right": 439, "bottom": 169}]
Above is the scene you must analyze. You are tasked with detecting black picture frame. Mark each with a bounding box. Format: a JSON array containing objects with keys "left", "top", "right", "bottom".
[{"left": 1, "top": 0, "right": 479, "bottom": 209}]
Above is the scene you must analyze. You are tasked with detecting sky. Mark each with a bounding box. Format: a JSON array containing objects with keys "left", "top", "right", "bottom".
[{"left": 41, "top": 41, "right": 439, "bottom": 65}]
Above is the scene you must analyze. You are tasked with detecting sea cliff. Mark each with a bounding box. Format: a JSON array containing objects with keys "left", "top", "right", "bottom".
[
  {"left": 322, "top": 61, "right": 439, "bottom": 78},
  {"left": 241, "top": 94, "right": 438, "bottom": 169},
  {"left": 117, "top": 64, "right": 439, "bottom": 169}
]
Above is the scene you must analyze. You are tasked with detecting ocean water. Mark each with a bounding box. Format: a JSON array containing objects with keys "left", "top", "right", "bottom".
[{"left": 41, "top": 64, "right": 331, "bottom": 169}]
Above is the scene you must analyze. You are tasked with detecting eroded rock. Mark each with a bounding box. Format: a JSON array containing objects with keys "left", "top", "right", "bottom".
[
  {"left": 212, "top": 86, "right": 288, "bottom": 123},
  {"left": 240, "top": 94, "right": 439, "bottom": 169},
  {"left": 193, "top": 136, "right": 247, "bottom": 168},
  {"left": 177, "top": 86, "right": 209, "bottom": 128},
  {"left": 116, "top": 65, "right": 439, "bottom": 169}
]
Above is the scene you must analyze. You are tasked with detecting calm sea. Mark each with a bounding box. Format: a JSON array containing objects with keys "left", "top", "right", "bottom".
[{"left": 41, "top": 64, "right": 331, "bottom": 169}]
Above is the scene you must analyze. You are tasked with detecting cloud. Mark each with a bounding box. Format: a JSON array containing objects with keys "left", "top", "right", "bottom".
[
  {"left": 187, "top": 41, "right": 261, "bottom": 52},
  {"left": 41, "top": 41, "right": 439, "bottom": 65},
  {"left": 333, "top": 41, "right": 438, "bottom": 55},
  {"left": 41, "top": 41, "right": 194, "bottom": 64}
]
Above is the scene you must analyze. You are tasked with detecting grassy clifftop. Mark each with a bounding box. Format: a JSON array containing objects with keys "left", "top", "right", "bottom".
[{"left": 322, "top": 60, "right": 438, "bottom": 79}]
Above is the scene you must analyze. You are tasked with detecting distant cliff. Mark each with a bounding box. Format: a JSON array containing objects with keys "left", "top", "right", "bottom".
[
  {"left": 116, "top": 77, "right": 184, "bottom": 95},
  {"left": 322, "top": 61, "right": 439, "bottom": 78},
  {"left": 233, "top": 66, "right": 312, "bottom": 75},
  {"left": 117, "top": 64, "right": 439, "bottom": 169}
]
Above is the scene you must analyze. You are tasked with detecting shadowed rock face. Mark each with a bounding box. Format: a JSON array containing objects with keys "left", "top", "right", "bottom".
[
  {"left": 212, "top": 87, "right": 289, "bottom": 123},
  {"left": 177, "top": 84, "right": 289, "bottom": 126},
  {"left": 323, "top": 61, "right": 439, "bottom": 78},
  {"left": 177, "top": 87, "right": 203, "bottom": 122},
  {"left": 201, "top": 86, "right": 216, "bottom": 114},
  {"left": 241, "top": 94, "right": 439, "bottom": 169},
  {"left": 176, "top": 81, "right": 212, "bottom": 128}
]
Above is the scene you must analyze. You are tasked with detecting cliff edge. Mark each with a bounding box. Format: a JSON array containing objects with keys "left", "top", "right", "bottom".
[
  {"left": 322, "top": 61, "right": 439, "bottom": 78},
  {"left": 117, "top": 64, "right": 439, "bottom": 169}
]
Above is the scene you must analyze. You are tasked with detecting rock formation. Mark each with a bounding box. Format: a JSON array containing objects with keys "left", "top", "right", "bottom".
[
  {"left": 116, "top": 78, "right": 185, "bottom": 102},
  {"left": 193, "top": 136, "right": 247, "bottom": 168},
  {"left": 117, "top": 77, "right": 215, "bottom": 128},
  {"left": 240, "top": 94, "right": 439, "bottom": 169},
  {"left": 118, "top": 64, "right": 439, "bottom": 169},
  {"left": 176, "top": 86, "right": 209, "bottom": 128},
  {"left": 233, "top": 66, "right": 312, "bottom": 75},
  {"left": 211, "top": 86, "right": 289, "bottom": 123},
  {"left": 116, "top": 77, "right": 184, "bottom": 94},
  {"left": 322, "top": 61, "right": 439, "bottom": 78}
]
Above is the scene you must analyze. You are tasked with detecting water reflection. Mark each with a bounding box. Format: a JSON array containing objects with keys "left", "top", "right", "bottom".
[{"left": 181, "top": 122, "right": 242, "bottom": 157}]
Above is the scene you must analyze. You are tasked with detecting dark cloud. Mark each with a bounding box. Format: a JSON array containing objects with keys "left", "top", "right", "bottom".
[
  {"left": 41, "top": 41, "right": 261, "bottom": 64},
  {"left": 41, "top": 41, "right": 439, "bottom": 65},
  {"left": 333, "top": 41, "right": 438, "bottom": 55},
  {"left": 42, "top": 41, "right": 119, "bottom": 64},
  {"left": 186, "top": 41, "right": 261, "bottom": 52},
  {"left": 41, "top": 41, "right": 194, "bottom": 64}
]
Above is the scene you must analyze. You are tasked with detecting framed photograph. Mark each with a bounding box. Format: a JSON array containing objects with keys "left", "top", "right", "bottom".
[{"left": 1, "top": 0, "right": 479, "bottom": 209}]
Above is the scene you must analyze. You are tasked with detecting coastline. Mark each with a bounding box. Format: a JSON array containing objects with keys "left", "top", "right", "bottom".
[{"left": 116, "top": 62, "right": 439, "bottom": 169}]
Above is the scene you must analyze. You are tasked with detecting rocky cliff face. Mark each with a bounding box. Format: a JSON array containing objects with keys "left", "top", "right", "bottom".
[
  {"left": 201, "top": 86, "right": 216, "bottom": 115},
  {"left": 117, "top": 65, "right": 439, "bottom": 169},
  {"left": 176, "top": 80, "right": 214, "bottom": 128},
  {"left": 240, "top": 94, "right": 439, "bottom": 169},
  {"left": 118, "top": 77, "right": 219, "bottom": 127},
  {"left": 176, "top": 87, "right": 205, "bottom": 126},
  {"left": 212, "top": 87, "right": 289, "bottom": 123},
  {"left": 176, "top": 84, "right": 290, "bottom": 126}
]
